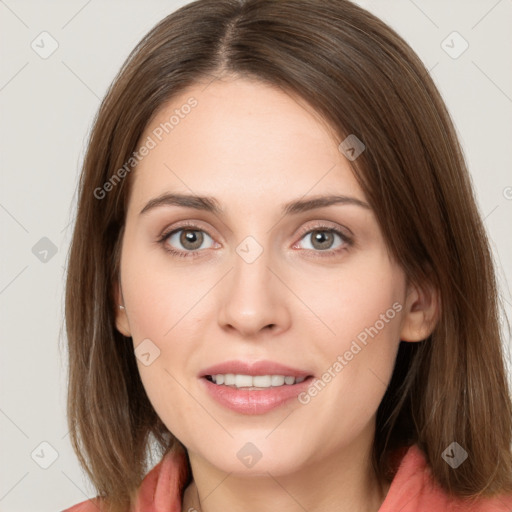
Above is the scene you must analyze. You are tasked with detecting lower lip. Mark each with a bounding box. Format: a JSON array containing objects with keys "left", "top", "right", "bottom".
[{"left": 201, "top": 376, "right": 314, "bottom": 415}]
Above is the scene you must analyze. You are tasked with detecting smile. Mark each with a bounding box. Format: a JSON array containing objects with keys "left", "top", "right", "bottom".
[{"left": 206, "top": 374, "right": 307, "bottom": 388}]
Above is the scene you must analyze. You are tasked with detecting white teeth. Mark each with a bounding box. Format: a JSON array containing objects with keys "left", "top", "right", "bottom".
[
  {"left": 210, "top": 374, "right": 307, "bottom": 388},
  {"left": 271, "top": 375, "right": 285, "bottom": 386},
  {"left": 235, "top": 374, "right": 253, "bottom": 387},
  {"left": 224, "top": 373, "right": 236, "bottom": 385},
  {"left": 253, "top": 375, "right": 272, "bottom": 387}
]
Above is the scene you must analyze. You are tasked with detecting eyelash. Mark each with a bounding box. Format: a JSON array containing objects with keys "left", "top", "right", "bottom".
[{"left": 157, "top": 221, "right": 354, "bottom": 259}]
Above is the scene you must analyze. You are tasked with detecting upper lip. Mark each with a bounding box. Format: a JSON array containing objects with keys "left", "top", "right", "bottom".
[{"left": 199, "top": 360, "right": 313, "bottom": 378}]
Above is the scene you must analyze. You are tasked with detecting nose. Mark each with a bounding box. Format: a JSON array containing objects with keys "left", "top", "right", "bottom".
[{"left": 217, "top": 246, "right": 292, "bottom": 339}]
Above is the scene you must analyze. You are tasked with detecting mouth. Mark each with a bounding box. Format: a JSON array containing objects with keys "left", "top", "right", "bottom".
[
  {"left": 199, "top": 360, "right": 315, "bottom": 414},
  {"left": 204, "top": 373, "right": 309, "bottom": 389}
]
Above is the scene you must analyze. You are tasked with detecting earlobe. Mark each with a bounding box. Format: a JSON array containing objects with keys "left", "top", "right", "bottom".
[
  {"left": 114, "top": 281, "right": 132, "bottom": 337},
  {"left": 400, "top": 280, "right": 440, "bottom": 342}
]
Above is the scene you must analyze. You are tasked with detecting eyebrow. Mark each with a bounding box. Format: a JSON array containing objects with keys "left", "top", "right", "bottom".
[{"left": 139, "top": 192, "right": 370, "bottom": 216}]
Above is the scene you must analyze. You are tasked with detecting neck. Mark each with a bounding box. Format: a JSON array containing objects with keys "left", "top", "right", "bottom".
[{"left": 182, "top": 429, "right": 390, "bottom": 512}]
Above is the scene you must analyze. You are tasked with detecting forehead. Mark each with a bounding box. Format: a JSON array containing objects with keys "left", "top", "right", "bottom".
[{"left": 129, "top": 77, "right": 365, "bottom": 213}]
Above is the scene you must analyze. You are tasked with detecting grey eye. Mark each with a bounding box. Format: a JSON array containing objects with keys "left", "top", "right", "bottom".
[
  {"left": 167, "top": 229, "right": 214, "bottom": 251},
  {"left": 298, "top": 230, "right": 344, "bottom": 251}
]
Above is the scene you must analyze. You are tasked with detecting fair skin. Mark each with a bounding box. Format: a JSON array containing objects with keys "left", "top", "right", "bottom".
[{"left": 114, "top": 75, "right": 438, "bottom": 512}]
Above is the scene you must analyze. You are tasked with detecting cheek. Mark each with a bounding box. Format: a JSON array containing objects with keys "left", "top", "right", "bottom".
[
  {"left": 291, "top": 252, "right": 405, "bottom": 355},
  {"left": 120, "top": 246, "right": 206, "bottom": 439},
  {"left": 119, "top": 242, "right": 216, "bottom": 409},
  {"left": 294, "top": 256, "right": 405, "bottom": 417},
  {"left": 120, "top": 244, "right": 207, "bottom": 342},
  {"left": 331, "top": 274, "right": 403, "bottom": 352}
]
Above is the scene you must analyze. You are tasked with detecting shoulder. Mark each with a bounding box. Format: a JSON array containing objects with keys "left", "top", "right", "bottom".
[
  {"left": 379, "top": 444, "right": 512, "bottom": 512},
  {"left": 61, "top": 497, "right": 103, "bottom": 512},
  {"left": 62, "top": 448, "right": 189, "bottom": 512}
]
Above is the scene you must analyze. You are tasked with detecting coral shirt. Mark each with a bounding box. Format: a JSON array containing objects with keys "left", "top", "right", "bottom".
[{"left": 63, "top": 444, "right": 512, "bottom": 511}]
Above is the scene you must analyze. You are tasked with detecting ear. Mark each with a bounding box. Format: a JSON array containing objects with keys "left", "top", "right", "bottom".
[
  {"left": 400, "top": 279, "right": 440, "bottom": 342},
  {"left": 113, "top": 279, "right": 132, "bottom": 337}
]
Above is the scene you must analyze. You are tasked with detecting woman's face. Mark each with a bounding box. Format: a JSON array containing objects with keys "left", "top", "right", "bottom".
[{"left": 115, "top": 76, "right": 417, "bottom": 476}]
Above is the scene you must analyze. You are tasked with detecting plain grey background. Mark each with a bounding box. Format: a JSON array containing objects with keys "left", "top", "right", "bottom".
[{"left": 1, "top": 0, "right": 511, "bottom": 510}]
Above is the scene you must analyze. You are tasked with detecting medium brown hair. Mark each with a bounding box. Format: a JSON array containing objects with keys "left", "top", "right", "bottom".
[{"left": 64, "top": 0, "right": 512, "bottom": 510}]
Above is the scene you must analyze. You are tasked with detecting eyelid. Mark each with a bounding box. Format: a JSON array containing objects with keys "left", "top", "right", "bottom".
[
  {"left": 158, "top": 219, "right": 213, "bottom": 238},
  {"left": 295, "top": 220, "right": 353, "bottom": 240}
]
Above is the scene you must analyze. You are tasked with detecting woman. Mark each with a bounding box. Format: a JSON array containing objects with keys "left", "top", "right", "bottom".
[{"left": 63, "top": 0, "right": 512, "bottom": 511}]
